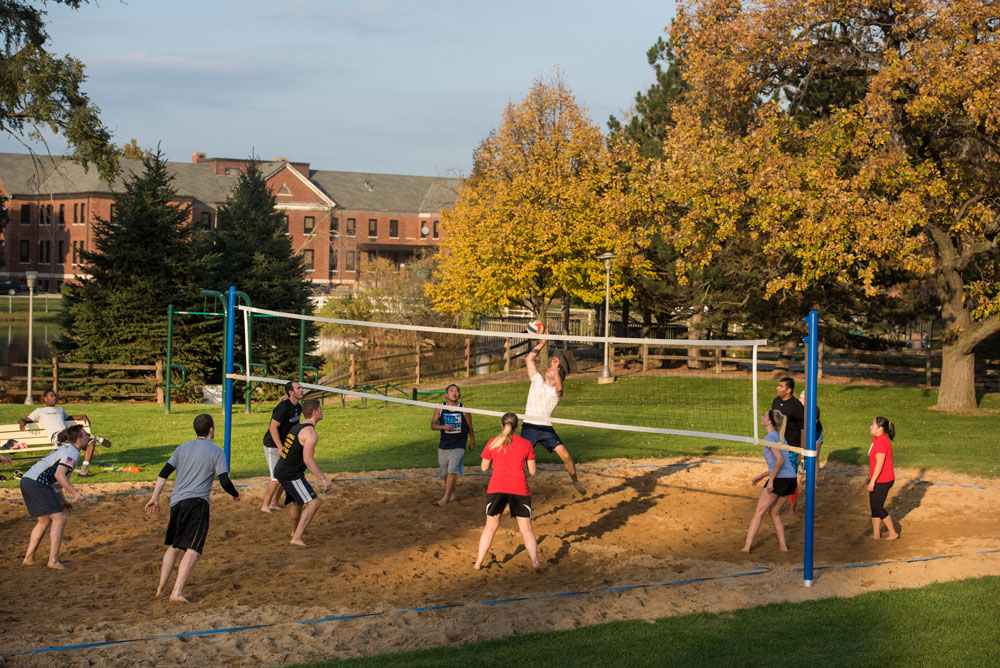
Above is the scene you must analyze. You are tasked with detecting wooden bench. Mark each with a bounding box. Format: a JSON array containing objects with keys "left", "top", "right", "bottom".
[{"left": 0, "top": 420, "right": 93, "bottom": 460}]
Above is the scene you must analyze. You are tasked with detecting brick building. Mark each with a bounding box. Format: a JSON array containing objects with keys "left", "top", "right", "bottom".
[{"left": 0, "top": 152, "right": 462, "bottom": 293}]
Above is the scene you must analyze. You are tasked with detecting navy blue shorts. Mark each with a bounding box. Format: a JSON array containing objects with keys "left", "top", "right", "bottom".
[
  {"left": 521, "top": 423, "right": 562, "bottom": 453},
  {"left": 279, "top": 477, "right": 318, "bottom": 506}
]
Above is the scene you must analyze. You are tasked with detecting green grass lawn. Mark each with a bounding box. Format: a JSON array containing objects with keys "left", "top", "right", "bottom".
[
  {"left": 1, "top": 377, "right": 997, "bottom": 486},
  {"left": 0, "top": 294, "right": 62, "bottom": 321},
  {"left": 291, "top": 576, "right": 1000, "bottom": 668}
]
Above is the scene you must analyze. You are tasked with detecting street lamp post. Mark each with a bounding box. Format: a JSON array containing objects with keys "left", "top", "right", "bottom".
[
  {"left": 596, "top": 253, "right": 617, "bottom": 384},
  {"left": 24, "top": 270, "right": 38, "bottom": 404}
]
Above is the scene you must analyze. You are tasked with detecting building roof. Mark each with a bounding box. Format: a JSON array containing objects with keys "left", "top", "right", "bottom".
[
  {"left": 309, "top": 170, "right": 462, "bottom": 213},
  {"left": 0, "top": 152, "right": 463, "bottom": 214}
]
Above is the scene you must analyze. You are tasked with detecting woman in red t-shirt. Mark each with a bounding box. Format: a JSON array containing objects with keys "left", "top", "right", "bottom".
[
  {"left": 867, "top": 416, "right": 899, "bottom": 540},
  {"left": 474, "top": 412, "right": 542, "bottom": 573}
]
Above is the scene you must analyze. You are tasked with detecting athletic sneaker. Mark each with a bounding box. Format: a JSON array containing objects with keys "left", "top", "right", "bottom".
[{"left": 90, "top": 435, "right": 112, "bottom": 448}]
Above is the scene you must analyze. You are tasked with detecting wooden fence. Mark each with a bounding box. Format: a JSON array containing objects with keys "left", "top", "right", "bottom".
[
  {"left": 3, "top": 357, "right": 164, "bottom": 401},
  {"left": 610, "top": 341, "right": 999, "bottom": 390}
]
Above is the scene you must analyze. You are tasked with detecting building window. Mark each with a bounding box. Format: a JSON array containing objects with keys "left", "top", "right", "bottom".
[
  {"left": 73, "top": 203, "right": 78, "bottom": 225},
  {"left": 80, "top": 202, "right": 86, "bottom": 225},
  {"left": 303, "top": 249, "right": 314, "bottom": 272},
  {"left": 282, "top": 214, "right": 289, "bottom": 232},
  {"left": 389, "top": 219, "right": 398, "bottom": 238},
  {"left": 20, "top": 240, "right": 30, "bottom": 263},
  {"left": 20, "top": 204, "right": 30, "bottom": 225},
  {"left": 200, "top": 211, "right": 212, "bottom": 231},
  {"left": 304, "top": 216, "right": 315, "bottom": 233},
  {"left": 225, "top": 167, "right": 238, "bottom": 175},
  {"left": 38, "top": 240, "right": 51, "bottom": 263},
  {"left": 433, "top": 220, "right": 439, "bottom": 239},
  {"left": 346, "top": 250, "right": 356, "bottom": 272},
  {"left": 329, "top": 248, "right": 338, "bottom": 271},
  {"left": 109, "top": 204, "right": 115, "bottom": 222},
  {"left": 72, "top": 240, "right": 85, "bottom": 267},
  {"left": 58, "top": 204, "right": 65, "bottom": 226},
  {"left": 278, "top": 185, "right": 292, "bottom": 196},
  {"left": 40, "top": 204, "right": 52, "bottom": 226},
  {"left": 332, "top": 217, "right": 339, "bottom": 233},
  {"left": 346, "top": 218, "right": 356, "bottom": 237},
  {"left": 420, "top": 221, "right": 429, "bottom": 239},
  {"left": 368, "top": 218, "right": 377, "bottom": 238},
  {"left": 58, "top": 240, "right": 66, "bottom": 264}
]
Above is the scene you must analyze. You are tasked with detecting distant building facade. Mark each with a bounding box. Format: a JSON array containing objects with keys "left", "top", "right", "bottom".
[{"left": 0, "top": 152, "right": 462, "bottom": 293}]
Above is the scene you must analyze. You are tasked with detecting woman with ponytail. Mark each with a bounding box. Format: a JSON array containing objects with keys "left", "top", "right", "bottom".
[
  {"left": 867, "top": 417, "right": 899, "bottom": 540},
  {"left": 474, "top": 412, "right": 542, "bottom": 572},
  {"left": 742, "top": 410, "right": 795, "bottom": 553}
]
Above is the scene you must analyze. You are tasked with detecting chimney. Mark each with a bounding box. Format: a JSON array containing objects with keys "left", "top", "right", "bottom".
[
  {"left": 275, "top": 157, "right": 290, "bottom": 163},
  {"left": 192, "top": 152, "right": 206, "bottom": 163}
]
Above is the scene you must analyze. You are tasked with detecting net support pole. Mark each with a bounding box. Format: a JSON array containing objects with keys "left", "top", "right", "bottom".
[
  {"left": 752, "top": 344, "right": 759, "bottom": 443},
  {"left": 165, "top": 304, "right": 174, "bottom": 415},
  {"left": 223, "top": 285, "right": 237, "bottom": 468},
  {"left": 802, "top": 310, "right": 819, "bottom": 586}
]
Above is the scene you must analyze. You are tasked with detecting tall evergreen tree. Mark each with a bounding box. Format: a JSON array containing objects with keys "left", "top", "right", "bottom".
[
  {"left": 210, "top": 159, "right": 317, "bottom": 386},
  {"left": 56, "top": 150, "right": 216, "bottom": 398}
]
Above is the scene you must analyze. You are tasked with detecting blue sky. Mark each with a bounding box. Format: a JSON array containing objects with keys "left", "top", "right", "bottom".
[{"left": 5, "top": 0, "right": 676, "bottom": 176}]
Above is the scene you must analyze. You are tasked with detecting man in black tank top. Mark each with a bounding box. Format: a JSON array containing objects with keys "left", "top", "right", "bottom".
[{"left": 273, "top": 399, "right": 331, "bottom": 547}]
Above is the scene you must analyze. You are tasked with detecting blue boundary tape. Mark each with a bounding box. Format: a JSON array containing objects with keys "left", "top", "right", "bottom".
[
  {"left": 11, "top": 565, "right": 772, "bottom": 656},
  {"left": 793, "top": 548, "right": 1000, "bottom": 573}
]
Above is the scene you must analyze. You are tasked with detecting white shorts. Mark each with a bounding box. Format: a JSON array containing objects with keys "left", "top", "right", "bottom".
[{"left": 263, "top": 445, "right": 280, "bottom": 482}]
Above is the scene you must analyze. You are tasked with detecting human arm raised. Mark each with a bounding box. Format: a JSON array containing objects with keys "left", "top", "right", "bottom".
[{"left": 525, "top": 338, "right": 547, "bottom": 378}]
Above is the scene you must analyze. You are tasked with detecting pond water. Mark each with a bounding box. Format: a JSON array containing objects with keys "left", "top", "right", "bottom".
[{"left": 0, "top": 321, "right": 62, "bottom": 383}]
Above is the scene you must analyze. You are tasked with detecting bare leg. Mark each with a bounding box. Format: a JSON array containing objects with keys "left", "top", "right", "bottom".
[
  {"left": 268, "top": 482, "right": 284, "bottom": 510},
  {"left": 24, "top": 515, "right": 52, "bottom": 565},
  {"left": 769, "top": 497, "right": 789, "bottom": 551},
  {"left": 474, "top": 514, "right": 501, "bottom": 569},
  {"left": 289, "top": 504, "right": 302, "bottom": 537},
  {"left": 170, "top": 549, "right": 201, "bottom": 602},
  {"left": 157, "top": 546, "right": 181, "bottom": 597},
  {"left": 290, "top": 498, "right": 321, "bottom": 546},
  {"left": 438, "top": 474, "right": 457, "bottom": 506},
  {"left": 883, "top": 515, "right": 899, "bottom": 540},
  {"left": 742, "top": 489, "right": 778, "bottom": 553},
  {"left": 46, "top": 512, "right": 68, "bottom": 568},
  {"left": 261, "top": 481, "right": 283, "bottom": 512},
  {"left": 515, "top": 516, "right": 542, "bottom": 572},
  {"left": 78, "top": 441, "right": 97, "bottom": 475},
  {"left": 553, "top": 445, "right": 585, "bottom": 495},
  {"left": 871, "top": 517, "right": 882, "bottom": 539}
]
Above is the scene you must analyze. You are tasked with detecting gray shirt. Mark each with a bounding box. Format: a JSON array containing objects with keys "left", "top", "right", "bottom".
[{"left": 166, "top": 437, "right": 228, "bottom": 506}]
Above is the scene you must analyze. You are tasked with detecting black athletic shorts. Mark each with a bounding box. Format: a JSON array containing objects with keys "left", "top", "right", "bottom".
[
  {"left": 771, "top": 477, "right": 797, "bottom": 497},
  {"left": 165, "top": 498, "right": 211, "bottom": 554},
  {"left": 521, "top": 424, "right": 562, "bottom": 453},
  {"left": 20, "top": 477, "right": 64, "bottom": 517},
  {"left": 485, "top": 492, "right": 532, "bottom": 518}
]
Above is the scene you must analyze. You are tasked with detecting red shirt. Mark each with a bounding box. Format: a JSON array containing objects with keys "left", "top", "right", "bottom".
[
  {"left": 868, "top": 434, "right": 895, "bottom": 483},
  {"left": 481, "top": 434, "right": 535, "bottom": 496}
]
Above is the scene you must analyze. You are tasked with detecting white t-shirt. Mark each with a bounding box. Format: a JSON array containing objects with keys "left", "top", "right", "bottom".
[
  {"left": 27, "top": 406, "right": 70, "bottom": 438},
  {"left": 524, "top": 373, "right": 559, "bottom": 427}
]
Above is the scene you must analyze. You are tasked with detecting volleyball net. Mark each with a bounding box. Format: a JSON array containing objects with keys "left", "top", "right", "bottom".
[{"left": 227, "top": 305, "right": 807, "bottom": 451}]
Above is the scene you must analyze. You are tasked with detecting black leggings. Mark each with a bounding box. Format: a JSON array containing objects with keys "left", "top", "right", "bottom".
[{"left": 869, "top": 480, "right": 894, "bottom": 519}]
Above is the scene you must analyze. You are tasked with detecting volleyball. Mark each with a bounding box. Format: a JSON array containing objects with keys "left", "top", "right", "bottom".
[{"left": 526, "top": 319, "right": 545, "bottom": 335}]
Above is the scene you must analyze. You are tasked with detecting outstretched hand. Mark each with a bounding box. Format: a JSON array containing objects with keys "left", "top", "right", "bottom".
[{"left": 144, "top": 497, "right": 159, "bottom": 517}]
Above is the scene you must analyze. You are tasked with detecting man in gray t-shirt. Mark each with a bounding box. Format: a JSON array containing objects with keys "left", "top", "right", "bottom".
[{"left": 144, "top": 414, "right": 241, "bottom": 602}]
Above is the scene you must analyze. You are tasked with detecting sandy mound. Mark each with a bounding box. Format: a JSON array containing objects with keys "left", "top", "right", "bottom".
[{"left": 1, "top": 457, "right": 997, "bottom": 667}]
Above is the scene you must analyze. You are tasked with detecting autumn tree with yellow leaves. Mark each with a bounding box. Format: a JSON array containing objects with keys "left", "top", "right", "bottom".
[
  {"left": 428, "top": 72, "right": 651, "bottom": 322},
  {"left": 656, "top": 0, "right": 1000, "bottom": 411}
]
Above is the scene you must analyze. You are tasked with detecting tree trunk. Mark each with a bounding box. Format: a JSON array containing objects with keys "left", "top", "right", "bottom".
[
  {"left": 561, "top": 294, "right": 570, "bottom": 349},
  {"left": 936, "top": 342, "right": 977, "bottom": 411},
  {"left": 687, "top": 311, "right": 703, "bottom": 370}
]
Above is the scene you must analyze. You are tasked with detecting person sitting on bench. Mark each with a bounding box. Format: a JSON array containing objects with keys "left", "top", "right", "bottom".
[{"left": 19, "top": 390, "right": 111, "bottom": 477}]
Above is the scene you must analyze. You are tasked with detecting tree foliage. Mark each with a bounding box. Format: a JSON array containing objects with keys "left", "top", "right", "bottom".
[
  {"left": 429, "top": 71, "right": 651, "bottom": 319},
  {"left": 210, "top": 159, "right": 317, "bottom": 385},
  {"left": 56, "top": 151, "right": 215, "bottom": 398},
  {"left": 652, "top": 0, "right": 1000, "bottom": 410},
  {"left": 0, "top": 1, "right": 118, "bottom": 178},
  {"left": 121, "top": 138, "right": 153, "bottom": 160}
]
